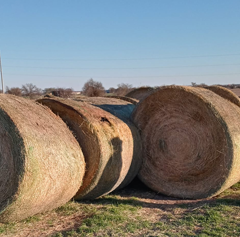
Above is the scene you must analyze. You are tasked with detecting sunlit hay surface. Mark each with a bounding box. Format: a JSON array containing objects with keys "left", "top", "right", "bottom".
[
  {"left": 73, "top": 96, "right": 142, "bottom": 190},
  {"left": 125, "top": 87, "right": 154, "bottom": 101},
  {"left": 105, "top": 95, "right": 139, "bottom": 105},
  {"left": 203, "top": 85, "right": 240, "bottom": 108},
  {"left": 132, "top": 85, "right": 240, "bottom": 199},
  {"left": 0, "top": 94, "right": 85, "bottom": 223},
  {"left": 37, "top": 98, "right": 142, "bottom": 199}
]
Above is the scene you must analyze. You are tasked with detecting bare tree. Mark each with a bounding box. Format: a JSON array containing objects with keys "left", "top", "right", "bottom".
[
  {"left": 21, "top": 83, "right": 42, "bottom": 99},
  {"left": 43, "top": 87, "right": 73, "bottom": 98},
  {"left": 43, "top": 87, "right": 56, "bottom": 95},
  {"left": 115, "top": 83, "right": 133, "bottom": 96},
  {"left": 82, "top": 79, "right": 105, "bottom": 97},
  {"left": 53, "top": 88, "right": 73, "bottom": 98},
  {"left": 108, "top": 87, "right": 116, "bottom": 94},
  {"left": 6, "top": 86, "right": 22, "bottom": 96}
]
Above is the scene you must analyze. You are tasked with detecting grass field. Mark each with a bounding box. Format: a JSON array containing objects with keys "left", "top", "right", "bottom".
[{"left": 0, "top": 179, "right": 240, "bottom": 237}]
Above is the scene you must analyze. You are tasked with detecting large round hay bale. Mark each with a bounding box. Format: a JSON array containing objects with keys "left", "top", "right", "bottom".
[
  {"left": 37, "top": 98, "right": 142, "bottom": 199},
  {"left": 77, "top": 97, "right": 142, "bottom": 190},
  {"left": 125, "top": 87, "right": 154, "bottom": 101},
  {"left": 203, "top": 85, "right": 240, "bottom": 107},
  {"left": 132, "top": 85, "right": 240, "bottom": 199},
  {"left": 0, "top": 95, "right": 85, "bottom": 222}
]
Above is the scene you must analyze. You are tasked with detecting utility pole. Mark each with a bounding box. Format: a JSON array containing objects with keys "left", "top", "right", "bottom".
[{"left": 0, "top": 54, "right": 4, "bottom": 93}]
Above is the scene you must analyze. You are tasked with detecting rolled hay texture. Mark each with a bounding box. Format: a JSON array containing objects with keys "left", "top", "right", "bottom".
[
  {"left": 37, "top": 98, "right": 142, "bottom": 199},
  {"left": 203, "top": 85, "right": 240, "bottom": 108},
  {"left": 125, "top": 87, "right": 154, "bottom": 101},
  {"left": 0, "top": 95, "right": 85, "bottom": 223},
  {"left": 132, "top": 85, "right": 240, "bottom": 199}
]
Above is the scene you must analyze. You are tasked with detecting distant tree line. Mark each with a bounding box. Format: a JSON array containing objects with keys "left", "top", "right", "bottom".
[
  {"left": 5, "top": 83, "right": 73, "bottom": 99},
  {"left": 4, "top": 79, "right": 138, "bottom": 99},
  {"left": 191, "top": 82, "right": 240, "bottom": 89},
  {"left": 81, "top": 78, "right": 134, "bottom": 97}
]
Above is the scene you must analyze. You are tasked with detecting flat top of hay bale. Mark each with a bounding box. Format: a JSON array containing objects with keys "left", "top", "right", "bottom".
[
  {"left": 105, "top": 95, "right": 139, "bottom": 105},
  {"left": 125, "top": 87, "right": 154, "bottom": 100},
  {"left": 74, "top": 96, "right": 136, "bottom": 121},
  {"left": 132, "top": 85, "right": 240, "bottom": 199}
]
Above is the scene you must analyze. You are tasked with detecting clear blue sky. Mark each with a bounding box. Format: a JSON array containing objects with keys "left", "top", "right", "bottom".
[{"left": 0, "top": 0, "right": 240, "bottom": 91}]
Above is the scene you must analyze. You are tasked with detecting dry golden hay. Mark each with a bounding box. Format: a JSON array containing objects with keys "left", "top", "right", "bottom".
[
  {"left": 125, "top": 87, "right": 154, "bottom": 100},
  {"left": 203, "top": 85, "right": 240, "bottom": 107},
  {"left": 0, "top": 94, "right": 85, "bottom": 223},
  {"left": 37, "top": 97, "right": 142, "bottom": 199},
  {"left": 132, "top": 85, "right": 240, "bottom": 199},
  {"left": 105, "top": 95, "right": 139, "bottom": 105}
]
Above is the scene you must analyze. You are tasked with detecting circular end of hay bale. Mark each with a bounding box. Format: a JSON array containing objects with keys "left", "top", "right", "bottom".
[
  {"left": 37, "top": 98, "right": 142, "bottom": 199},
  {"left": 132, "top": 85, "right": 237, "bottom": 199},
  {"left": 203, "top": 85, "right": 240, "bottom": 108},
  {"left": 0, "top": 95, "right": 85, "bottom": 222},
  {"left": 125, "top": 87, "right": 154, "bottom": 101}
]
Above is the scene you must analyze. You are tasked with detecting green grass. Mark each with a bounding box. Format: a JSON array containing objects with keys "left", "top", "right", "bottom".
[{"left": 0, "top": 184, "right": 240, "bottom": 236}]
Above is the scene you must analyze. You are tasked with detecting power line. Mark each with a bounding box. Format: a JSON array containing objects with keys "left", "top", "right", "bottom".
[
  {"left": 4, "top": 73, "right": 240, "bottom": 78},
  {"left": 0, "top": 54, "right": 4, "bottom": 93},
  {"left": 3, "top": 53, "right": 240, "bottom": 61},
  {"left": 3, "top": 63, "right": 240, "bottom": 70}
]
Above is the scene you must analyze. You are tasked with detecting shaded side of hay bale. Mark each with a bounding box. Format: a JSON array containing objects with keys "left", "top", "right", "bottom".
[
  {"left": 37, "top": 98, "right": 142, "bottom": 199},
  {"left": 73, "top": 97, "right": 142, "bottom": 190},
  {"left": 203, "top": 85, "right": 240, "bottom": 107},
  {"left": 0, "top": 95, "right": 85, "bottom": 222},
  {"left": 125, "top": 87, "right": 154, "bottom": 100},
  {"left": 132, "top": 85, "right": 240, "bottom": 199}
]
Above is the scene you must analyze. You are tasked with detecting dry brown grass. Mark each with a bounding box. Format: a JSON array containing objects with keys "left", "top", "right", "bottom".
[
  {"left": 37, "top": 97, "right": 142, "bottom": 200},
  {"left": 132, "top": 85, "right": 240, "bottom": 199},
  {"left": 0, "top": 94, "right": 85, "bottom": 223}
]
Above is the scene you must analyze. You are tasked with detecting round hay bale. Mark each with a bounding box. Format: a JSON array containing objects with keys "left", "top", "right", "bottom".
[
  {"left": 132, "top": 85, "right": 240, "bottom": 199},
  {"left": 78, "top": 97, "right": 142, "bottom": 190},
  {"left": 203, "top": 85, "right": 240, "bottom": 107},
  {"left": 125, "top": 87, "right": 154, "bottom": 101},
  {"left": 105, "top": 95, "right": 139, "bottom": 105},
  {"left": 0, "top": 95, "right": 85, "bottom": 222},
  {"left": 37, "top": 98, "right": 142, "bottom": 199}
]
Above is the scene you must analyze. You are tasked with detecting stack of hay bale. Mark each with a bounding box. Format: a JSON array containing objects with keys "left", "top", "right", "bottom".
[
  {"left": 1, "top": 85, "right": 240, "bottom": 223},
  {"left": 0, "top": 94, "right": 142, "bottom": 222}
]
